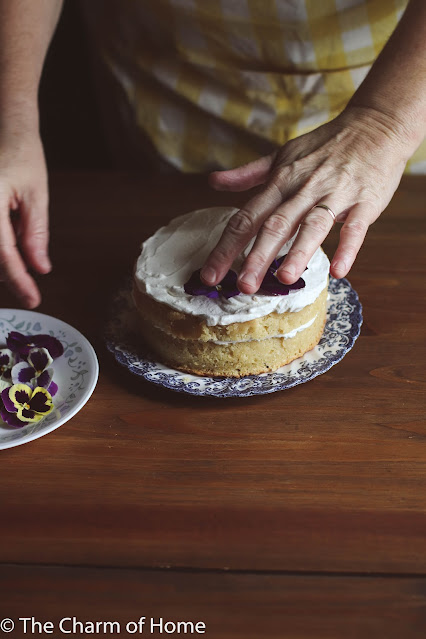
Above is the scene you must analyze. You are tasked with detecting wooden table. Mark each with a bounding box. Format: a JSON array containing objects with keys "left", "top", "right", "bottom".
[{"left": 0, "top": 173, "right": 425, "bottom": 638}]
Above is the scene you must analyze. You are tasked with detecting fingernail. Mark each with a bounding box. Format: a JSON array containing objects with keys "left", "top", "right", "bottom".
[
  {"left": 239, "top": 271, "right": 256, "bottom": 288},
  {"left": 201, "top": 266, "right": 216, "bottom": 284}
]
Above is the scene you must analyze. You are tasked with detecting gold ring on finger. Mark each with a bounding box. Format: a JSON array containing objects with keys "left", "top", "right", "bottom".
[{"left": 312, "top": 203, "right": 336, "bottom": 223}]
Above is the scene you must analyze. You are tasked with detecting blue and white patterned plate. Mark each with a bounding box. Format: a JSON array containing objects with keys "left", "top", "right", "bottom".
[
  {"left": 0, "top": 310, "right": 99, "bottom": 449},
  {"left": 105, "top": 277, "right": 362, "bottom": 398}
]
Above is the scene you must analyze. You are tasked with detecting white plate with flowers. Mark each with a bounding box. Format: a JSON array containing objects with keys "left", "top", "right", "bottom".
[{"left": 0, "top": 310, "right": 98, "bottom": 450}]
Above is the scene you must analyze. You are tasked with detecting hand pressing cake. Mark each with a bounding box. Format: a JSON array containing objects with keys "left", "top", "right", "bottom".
[{"left": 132, "top": 207, "right": 329, "bottom": 377}]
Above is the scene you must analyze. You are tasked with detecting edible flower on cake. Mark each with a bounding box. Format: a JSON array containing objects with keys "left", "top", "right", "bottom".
[
  {"left": 184, "top": 268, "right": 240, "bottom": 299},
  {"left": 135, "top": 207, "right": 329, "bottom": 327},
  {"left": 259, "top": 255, "right": 306, "bottom": 296},
  {"left": 184, "top": 255, "right": 307, "bottom": 299},
  {"left": 133, "top": 206, "right": 330, "bottom": 376}
]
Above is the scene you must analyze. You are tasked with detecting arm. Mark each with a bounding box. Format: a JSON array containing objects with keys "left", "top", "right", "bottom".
[
  {"left": 201, "top": 0, "right": 426, "bottom": 293},
  {"left": 0, "top": 0, "right": 63, "bottom": 308}
]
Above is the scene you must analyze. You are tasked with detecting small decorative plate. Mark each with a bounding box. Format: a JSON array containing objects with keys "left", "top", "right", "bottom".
[
  {"left": 105, "top": 277, "right": 362, "bottom": 398},
  {"left": 0, "top": 310, "right": 99, "bottom": 449}
]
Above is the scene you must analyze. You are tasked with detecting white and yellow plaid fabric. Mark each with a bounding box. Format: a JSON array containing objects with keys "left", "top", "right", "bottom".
[{"left": 87, "top": 0, "right": 426, "bottom": 173}]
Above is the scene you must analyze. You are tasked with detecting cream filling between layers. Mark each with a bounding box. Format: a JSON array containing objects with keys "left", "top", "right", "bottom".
[
  {"left": 135, "top": 207, "right": 330, "bottom": 327},
  {"left": 212, "top": 315, "right": 318, "bottom": 345}
]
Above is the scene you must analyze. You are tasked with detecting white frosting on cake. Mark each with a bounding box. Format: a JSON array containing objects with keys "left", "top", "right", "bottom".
[{"left": 135, "top": 207, "right": 330, "bottom": 326}]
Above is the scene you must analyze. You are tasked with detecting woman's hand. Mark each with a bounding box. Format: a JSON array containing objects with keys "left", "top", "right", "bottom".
[
  {"left": 0, "top": 129, "right": 50, "bottom": 308},
  {"left": 201, "top": 105, "right": 411, "bottom": 294}
]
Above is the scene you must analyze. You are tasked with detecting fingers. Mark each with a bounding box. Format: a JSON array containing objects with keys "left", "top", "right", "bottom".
[
  {"left": 237, "top": 191, "right": 315, "bottom": 293},
  {"left": 205, "top": 140, "right": 377, "bottom": 293},
  {"left": 278, "top": 201, "right": 372, "bottom": 284},
  {"left": 209, "top": 153, "right": 276, "bottom": 192},
  {"left": 0, "top": 214, "right": 41, "bottom": 309},
  {"left": 20, "top": 187, "right": 51, "bottom": 274},
  {"left": 276, "top": 198, "right": 338, "bottom": 285},
  {"left": 200, "top": 179, "right": 284, "bottom": 286},
  {"left": 330, "top": 204, "right": 371, "bottom": 278},
  {"left": 0, "top": 190, "right": 47, "bottom": 309},
  {"left": 203, "top": 190, "right": 373, "bottom": 296}
]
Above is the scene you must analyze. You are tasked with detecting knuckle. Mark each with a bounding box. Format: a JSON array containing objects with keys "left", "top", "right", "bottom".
[
  {"left": 245, "top": 252, "right": 269, "bottom": 271},
  {"left": 343, "top": 218, "right": 369, "bottom": 236},
  {"left": 26, "top": 228, "right": 49, "bottom": 243},
  {"left": 210, "top": 244, "right": 233, "bottom": 265},
  {"left": 339, "top": 161, "right": 356, "bottom": 182},
  {"left": 342, "top": 245, "right": 359, "bottom": 259},
  {"left": 288, "top": 247, "right": 309, "bottom": 263},
  {"left": 362, "top": 199, "right": 381, "bottom": 220},
  {"left": 303, "top": 211, "right": 330, "bottom": 234},
  {"left": 268, "top": 167, "right": 291, "bottom": 192},
  {"left": 301, "top": 169, "right": 324, "bottom": 192},
  {"left": 262, "top": 214, "right": 292, "bottom": 238},
  {"left": 267, "top": 179, "right": 284, "bottom": 200},
  {"left": 272, "top": 164, "right": 300, "bottom": 192},
  {"left": 227, "top": 209, "right": 256, "bottom": 237},
  {"left": 276, "top": 138, "right": 299, "bottom": 163}
]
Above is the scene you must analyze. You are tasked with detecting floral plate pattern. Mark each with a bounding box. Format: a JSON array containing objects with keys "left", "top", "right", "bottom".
[
  {"left": 105, "top": 277, "right": 362, "bottom": 398},
  {"left": 0, "top": 310, "right": 99, "bottom": 449}
]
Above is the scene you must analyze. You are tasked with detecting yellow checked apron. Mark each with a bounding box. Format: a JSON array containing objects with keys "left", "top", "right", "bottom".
[{"left": 84, "top": 0, "right": 425, "bottom": 173}]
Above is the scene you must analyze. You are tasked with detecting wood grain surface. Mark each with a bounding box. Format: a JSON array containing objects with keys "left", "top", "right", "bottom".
[
  {"left": 0, "top": 173, "right": 425, "bottom": 637},
  {"left": 2, "top": 565, "right": 426, "bottom": 639}
]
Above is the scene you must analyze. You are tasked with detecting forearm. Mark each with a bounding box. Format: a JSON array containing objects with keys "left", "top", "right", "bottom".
[
  {"left": 0, "top": 0, "right": 63, "bottom": 132},
  {"left": 348, "top": 0, "right": 426, "bottom": 158}
]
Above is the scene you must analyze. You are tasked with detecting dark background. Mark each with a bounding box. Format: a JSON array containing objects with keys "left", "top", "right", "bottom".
[{"left": 39, "top": 0, "right": 109, "bottom": 170}]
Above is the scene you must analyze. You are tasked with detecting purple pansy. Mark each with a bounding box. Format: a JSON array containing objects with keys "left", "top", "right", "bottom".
[
  {"left": 184, "top": 255, "right": 307, "bottom": 300},
  {"left": 259, "top": 255, "right": 306, "bottom": 296},
  {"left": 6, "top": 331, "right": 64, "bottom": 360},
  {"left": 0, "top": 348, "right": 14, "bottom": 384},
  {"left": 184, "top": 269, "right": 240, "bottom": 299},
  {"left": 1, "top": 383, "right": 54, "bottom": 428},
  {"left": 11, "top": 347, "right": 58, "bottom": 397}
]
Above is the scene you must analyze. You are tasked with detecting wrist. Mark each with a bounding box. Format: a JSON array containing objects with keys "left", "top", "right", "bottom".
[
  {"left": 0, "top": 96, "right": 40, "bottom": 138},
  {"left": 340, "top": 102, "right": 424, "bottom": 163}
]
